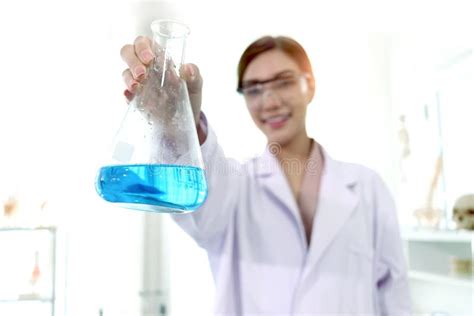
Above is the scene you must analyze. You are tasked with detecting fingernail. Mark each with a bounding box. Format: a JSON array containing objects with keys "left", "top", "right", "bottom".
[
  {"left": 134, "top": 66, "right": 145, "bottom": 78},
  {"left": 130, "top": 82, "right": 139, "bottom": 91},
  {"left": 187, "top": 65, "right": 195, "bottom": 79},
  {"left": 124, "top": 89, "right": 133, "bottom": 100},
  {"left": 141, "top": 50, "right": 154, "bottom": 63}
]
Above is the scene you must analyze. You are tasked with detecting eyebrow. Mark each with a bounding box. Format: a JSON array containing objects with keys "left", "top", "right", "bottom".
[{"left": 241, "top": 70, "right": 297, "bottom": 88}]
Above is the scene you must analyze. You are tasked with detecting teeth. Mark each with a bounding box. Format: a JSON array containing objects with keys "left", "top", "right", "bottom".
[{"left": 265, "top": 114, "right": 289, "bottom": 123}]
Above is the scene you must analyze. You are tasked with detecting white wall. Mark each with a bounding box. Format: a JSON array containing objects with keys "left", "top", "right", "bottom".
[{"left": 0, "top": 1, "right": 145, "bottom": 315}]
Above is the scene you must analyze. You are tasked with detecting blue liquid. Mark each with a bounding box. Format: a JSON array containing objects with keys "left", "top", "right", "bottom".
[{"left": 96, "top": 164, "right": 207, "bottom": 212}]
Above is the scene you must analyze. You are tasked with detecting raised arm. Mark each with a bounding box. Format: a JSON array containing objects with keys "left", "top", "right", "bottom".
[{"left": 120, "top": 36, "right": 243, "bottom": 252}]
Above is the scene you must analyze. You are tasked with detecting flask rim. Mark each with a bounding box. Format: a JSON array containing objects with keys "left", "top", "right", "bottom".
[{"left": 151, "top": 19, "right": 190, "bottom": 39}]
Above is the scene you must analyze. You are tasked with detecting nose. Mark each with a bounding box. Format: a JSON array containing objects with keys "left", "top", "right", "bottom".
[{"left": 260, "top": 89, "right": 281, "bottom": 111}]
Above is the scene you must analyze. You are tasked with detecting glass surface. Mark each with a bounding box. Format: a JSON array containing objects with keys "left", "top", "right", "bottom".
[
  {"left": 96, "top": 164, "right": 207, "bottom": 212},
  {"left": 96, "top": 19, "right": 207, "bottom": 213}
]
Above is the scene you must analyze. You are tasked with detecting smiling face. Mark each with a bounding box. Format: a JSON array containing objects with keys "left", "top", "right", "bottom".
[{"left": 242, "top": 49, "right": 314, "bottom": 146}]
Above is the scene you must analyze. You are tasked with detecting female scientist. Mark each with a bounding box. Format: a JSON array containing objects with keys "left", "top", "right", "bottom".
[{"left": 120, "top": 35, "right": 412, "bottom": 315}]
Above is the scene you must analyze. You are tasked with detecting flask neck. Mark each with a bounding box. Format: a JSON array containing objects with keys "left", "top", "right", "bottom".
[{"left": 151, "top": 20, "right": 190, "bottom": 83}]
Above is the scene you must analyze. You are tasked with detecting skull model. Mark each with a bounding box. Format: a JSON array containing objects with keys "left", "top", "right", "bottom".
[{"left": 453, "top": 194, "right": 474, "bottom": 230}]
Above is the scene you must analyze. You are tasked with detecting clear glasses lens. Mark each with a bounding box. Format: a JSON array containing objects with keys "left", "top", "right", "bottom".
[{"left": 242, "top": 73, "right": 304, "bottom": 104}]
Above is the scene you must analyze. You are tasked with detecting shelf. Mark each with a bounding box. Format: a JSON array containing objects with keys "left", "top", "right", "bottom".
[
  {"left": 0, "top": 227, "right": 56, "bottom": 232},
  {"left": 0, "top": 226, "right": 57, "bottom": 316},
  {"left": 0, "top": 297, "right": 53, "bottom": 303},
  {"left": 409, "top": 270, "right": 474, "bottom": 288},
  {"left": 401, "top": 227, "right": 474, "bottom": 243}
]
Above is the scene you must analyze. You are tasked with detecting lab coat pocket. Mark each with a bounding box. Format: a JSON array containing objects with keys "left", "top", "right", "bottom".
[
  {"left": 347, "top": 243, "right": 375, "bottom": 283},
  {"left": 345, "top": 244, "right": 375, "bottom": 312}
]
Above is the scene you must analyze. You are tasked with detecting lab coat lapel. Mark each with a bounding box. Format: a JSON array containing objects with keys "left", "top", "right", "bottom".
[
  {"left": 303, "top": 152, "right": 358, "bottom": 277},
  {"left": 255, "top": 147, "right": 306, "bottom": 245}
]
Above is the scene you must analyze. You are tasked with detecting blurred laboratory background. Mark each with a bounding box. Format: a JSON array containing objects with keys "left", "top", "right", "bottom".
[{"left": 0, "top": 0, "right": 472, "bottom": 315}]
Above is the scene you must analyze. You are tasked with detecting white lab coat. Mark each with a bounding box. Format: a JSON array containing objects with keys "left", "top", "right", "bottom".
[{"left": 173, "top": 122, "right": 412, "bottom": 316}]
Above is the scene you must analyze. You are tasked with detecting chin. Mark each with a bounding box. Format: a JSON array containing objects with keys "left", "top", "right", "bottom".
[{"left": 264, "top": 129, "right": 294, "bottom": 147}]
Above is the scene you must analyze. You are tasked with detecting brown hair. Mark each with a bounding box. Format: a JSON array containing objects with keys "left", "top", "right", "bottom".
[{"left": 237, "top": 36, "right": 315, "bottom": 93}]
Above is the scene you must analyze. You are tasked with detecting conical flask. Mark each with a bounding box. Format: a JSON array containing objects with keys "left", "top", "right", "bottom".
[{"left": 96, "top": 19, "right": 207, "bottom": 213}]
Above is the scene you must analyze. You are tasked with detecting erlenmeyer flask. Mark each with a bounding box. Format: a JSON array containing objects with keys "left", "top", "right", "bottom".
[{"left": 96, "top": 19, "right": 207, "bottom": 213}]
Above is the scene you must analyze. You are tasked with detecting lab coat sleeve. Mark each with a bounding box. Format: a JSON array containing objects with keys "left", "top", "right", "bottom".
[
  {"left": 171, "top": 113, "right": 244, "bottom": 252},
  {"left": 372, "top": 173, "right": 412, "bottom": 315}
]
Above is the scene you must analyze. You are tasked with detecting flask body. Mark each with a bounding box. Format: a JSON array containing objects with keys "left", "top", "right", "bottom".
[{"left": 96, "top": 20, "right": 207, "bottom": 213}]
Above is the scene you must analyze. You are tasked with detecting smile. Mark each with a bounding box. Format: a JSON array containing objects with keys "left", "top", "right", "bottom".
[{"left": 262, "top": 113, "right": 291, "bottom": 129}]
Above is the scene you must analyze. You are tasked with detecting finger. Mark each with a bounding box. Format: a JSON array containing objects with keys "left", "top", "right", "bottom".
[
  {"left": 120, "top": 44, "right": 147, "bottom": 80},
  {"left": 133, "top": 36, "right": 154, "bottom": 64},
  {"left": 122, "top": 69, "right": 139, "bottom": 91},
  {"left": 181, "top": 63, "right": 203, "bottom": 94},
  {"left": 124, "top": 89, "right": 134, "bottom": 103},
  {"left": 180, "top": 64, "right": 203, "bottom": 123}
]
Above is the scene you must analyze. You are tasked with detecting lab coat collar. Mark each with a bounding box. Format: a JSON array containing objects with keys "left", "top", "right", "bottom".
[
  {"left": 255, "top": 143, "right": 359, "bottom": 271},
  {"left": 255, "top": 144, "right": 304, "bottom": 243},
  {"left": 255, "top": 142, "right": 286, "bottom": 177},
  {"left": 303, "top": 148, "right": 358, "bottom": 278}
]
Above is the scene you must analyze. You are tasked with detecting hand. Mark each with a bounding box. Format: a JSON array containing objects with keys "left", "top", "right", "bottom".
[{"left": 120, "top": 36, "right": 203, "bottom": 127}]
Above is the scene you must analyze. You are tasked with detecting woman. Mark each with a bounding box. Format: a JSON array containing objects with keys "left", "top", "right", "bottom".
[{"left": 121, "top": 35, "right": 411, "bottom": 315}]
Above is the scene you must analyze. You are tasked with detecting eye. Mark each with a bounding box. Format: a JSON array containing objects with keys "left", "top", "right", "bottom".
[
  {"left": 243, "top": 85, "right": 262, "bottom": 97},
  {"left": 274, "top": 77, "right": 297, "bottom": 89}
]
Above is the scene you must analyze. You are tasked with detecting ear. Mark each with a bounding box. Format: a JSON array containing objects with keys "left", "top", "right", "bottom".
[{"left": 305, "top": 75, "right": 316, "bottom": 104}]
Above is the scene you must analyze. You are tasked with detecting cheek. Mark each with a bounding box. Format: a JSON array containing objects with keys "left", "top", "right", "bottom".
[
  {"left": 247, "top": 108, "right": 263, "bottom": 127},
  {"left": 288, "top": 98, "right": 308, "bottom": 119},
  {"left": 289, "top": 110, "right": 306, "bottom": 132}
]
